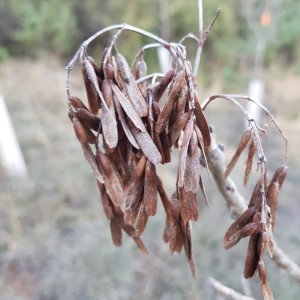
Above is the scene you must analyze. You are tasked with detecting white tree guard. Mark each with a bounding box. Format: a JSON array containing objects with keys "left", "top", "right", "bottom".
[{"left": 0, "top": 94, "right": 28, "bottom": 177}]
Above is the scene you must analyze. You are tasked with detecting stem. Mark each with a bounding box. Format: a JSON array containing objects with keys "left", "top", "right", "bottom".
[{"left": 193, "top": 8, "right": 221, "bottom": 77}]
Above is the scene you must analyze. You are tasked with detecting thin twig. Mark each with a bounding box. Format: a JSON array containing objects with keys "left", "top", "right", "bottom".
[
  {"left": 206, "top": 277, "right": 256, "bottom": 300},
  {"left": 135, "top": 73, "right": 165, "bottom": 85},
  {"left": 131, "top": 43, "right": 162, "bottom": 70},
  {"left": 178, "top": 33, "right": 199, "bottom": 44},
  {"left": 193, "top": 8, "right": 221, "bottom": 77}
]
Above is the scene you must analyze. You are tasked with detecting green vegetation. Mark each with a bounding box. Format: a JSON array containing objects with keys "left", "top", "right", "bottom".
[{"left": 1, "top": 0, "right": 300, "bottom": 71}]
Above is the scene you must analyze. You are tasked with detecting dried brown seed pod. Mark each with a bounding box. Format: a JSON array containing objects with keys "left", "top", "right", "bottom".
[
  {"left": 169, "top": 85, "right": 188, "bottom": 128},
  {"left": 248, "top": 178, "right": 262, "bottom": 210},
  {"left": 75, "top": 108, "right": 101, "bottom": 132},
  {"left": 224, "top": 206, "right": 256, "bottom": 248},
  {"left": 179, "top": 187, "right": 198, "bottom": 222},
  {"left": 175, "top": 224, "right": 184, "bottom": 253},
  {"left": 82, "top": 59, "right": 100, "bottom": 115},
  {"left": 168, "top": 112, "right": 189, "bottom": 147},
  {"left": 257, "top": 260, "right": 274, "bottom": 300},
  {"left": 257, "top": 230, "right": 267, "bottom": 259},
  {"left": 71, "top": 112, "right": 97, "bottom": 144},
  {"left": 272, "top": 165, "right": 287, "bottom": 189},
  {"left": 199, "top": 176, "right": 209, "bottom": 206},
  {"left": 244, "top": 137, "right": 257, "bottom": 187},
  {"left": 110, "top": 218, "right": 122, "bottom": 246},
  {"left": 111, "top": 56, "right": 125, "bottom": 90},
  {"left": 224, "top": 222, "right": 257, "bottom": 250},
  {"left": 224, "top": 129, "right": 252, "bottom": 179},
  {"left": 128, "top": 119, "right": 162, "bottom": 165},
  {"left": 152, "top": 69, "right": 175, "bottom": 102},
  {"left": 186, "top": 221, "right": 196, "bottom": 278},
  {"left": 112, "top": 206, "right": 148, "bottom": 254},
  {"left": 194, "top": 91, "right": 211, "bottom": 147},
  {"left": 135, "top": 59, "right": 148, "bottom": 99},
  {"left": 266, "top": 165, "right": 287, "bottom": 231},
  {"left": 125, "top": 155, "right": 147, "bottom": 211},
  {"left": 88, "top": 56, "right": 101, "bottom": 77},
  {"left": 156, "top": 175, "right": 172, "bottom": 216},
  {"left": 257, "top": 259, "right": 267, "bottom": 284},
  {"left": 116, "top": 53, "right": 148, "bottom": 117},
  {"left": 97, "top": 182, "right": 114, "bottom": 220},
  {"left": 73, "top": 117, "right": 104, "bottom": 183},
  {"left": 132, "top": 236, "right": 149, "bottom": 254},
  {"left": 163, "top": 226, "right": 170, "bottom": 243},
  {"left": 169, "top": 193, "right": 180, "bottom": 254},
  {"left": 178, "top": 119, "right": 194, "bottom": 188},
  {"left": 104, "top": 62, "right": 115, "bottom": 81},
  {"left": 244, "top": 230, "right": 260, "bottom": 279},
  {"left": 96, "top": 152, "right": 124, "bottom": 207},
  {"left": 72, "top": 116, "right": 88, "bottom": 144},
  {"left": 69, "top": 95, "right": 89, "bottom": 111},
  {"left": 136, "top": 203, "right": 148, "bottom": 236},
  {"left": 110, "top": 80, "right": 146, "bottom": 132},
  {"left": 152, "top": 102, "right": 171, "bottom": 163},
  {"left": 267, "top": 182, "right": 279, "bottom": 231},
  {"left": 143, "top": 160, "right": 158, "bottom": 216},
  {"left": 155, "top": 71, "right": 185, "bottom": 134},
  {"left": 112, "top": 91, "right": 139, "bottom": 150},
  {"left": 184, "top": 130, "right": 201, "bottom": 193},
  {"left": 125, "top": 198, "right": 142, "bottom": 225},
  {"left": 101, "top": 79, "right": 118, "bottom": 148}
]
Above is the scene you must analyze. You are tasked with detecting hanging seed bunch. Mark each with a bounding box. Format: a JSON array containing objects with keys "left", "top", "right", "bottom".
[
  {"left": 66, "top": 22, "right": 287, "bottom": 299},
  {"left": 67, "top": 25, "right": 211, "bottom": 276}
]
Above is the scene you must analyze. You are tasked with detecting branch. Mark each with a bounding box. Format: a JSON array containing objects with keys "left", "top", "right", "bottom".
[
  {"left": 206, "top": 277, "right": 256, "bottom": 300},
  {"left": 193, "top": 8, "right": 221, "bottom": 77},
  {"left": 204, "top": 135, "right": 300, "bottom": 283}
]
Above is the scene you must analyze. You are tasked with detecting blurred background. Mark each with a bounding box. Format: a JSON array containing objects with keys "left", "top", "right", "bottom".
[{"left": 0, "top": 0, "right": 300, "bottom": 299}]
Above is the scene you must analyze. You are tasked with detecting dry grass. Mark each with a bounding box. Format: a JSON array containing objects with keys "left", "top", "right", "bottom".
[{"left": 0, "top": 56, "right": 300, "bottom": 299}]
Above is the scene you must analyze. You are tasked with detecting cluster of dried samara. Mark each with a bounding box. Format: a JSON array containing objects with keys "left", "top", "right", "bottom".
[
  {"left": 68, "top": 43, "right": 211, "bottom": 277},
  {"left": 66, "top": 26, "right": 287, "bottom": 300},
  {"left": 224, "top": 129, "right": 287, "bottom": 300}
]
